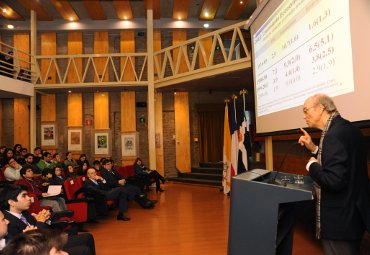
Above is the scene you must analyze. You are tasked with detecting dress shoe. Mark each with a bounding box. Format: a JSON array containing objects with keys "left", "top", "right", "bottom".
[
  {"left": 117, "top": 215, "right": 130, "bottom": 221},
  {"left": 156, "top": 188, "right": 165, "bottom": 192}
]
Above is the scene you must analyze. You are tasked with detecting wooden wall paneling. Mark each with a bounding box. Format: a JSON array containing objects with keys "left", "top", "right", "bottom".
[
  {"left": 94, "top": 92, "right": 109, "bottom": 130},
  {"left": 153, "top": 29, "right": 161, "bottom": 80},
  {"left": 172, "top": 30, "right": 188, "bottom": 74},
  {"left": 41, "top": 32, "right": 56, "bottom": 83},
  {"left": 94, "top": 32, "right": 109, "bottom": 82},
  {"left": 41, "top": 94, "right": 56, "bottom": 122},
  {"left": 155, "top": 92, "right": 164, "bottom": 175},
  {"left": 174, "top": 92, "right": 191, "bottom": 172},
  {"left": 14, "top": 98, "right": 30, "bottom": 150},
  {"left": 198, "top": 30, "right": 212, "bottom": 68},
  {"left": 14, "top": 33, "right": 29, "bottom": 68},
  {"left": 67, "top": 32, "right": 83, "bottom": 83},
  {"left": 120, "top": 31, "right": 135, "bottom": 81},
  {"left": 68, "top": 93, "right": 83, "bottom": 127},
  {"left": 120, "top": 92, "right": 136, "bottom": 132}
]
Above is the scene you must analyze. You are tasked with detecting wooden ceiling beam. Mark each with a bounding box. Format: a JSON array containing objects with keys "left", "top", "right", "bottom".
[
  {"left": 113, "top": 0, "right": 133, "bottom": 20},
  {"left": 199, "top": 0, "right": 222, "bottom": 20},
  {"left": 18, "top": 0, "right": 52, "bottom": 21},
  {"left": 172, "top": 0, "right": 190, "bottom": 20},
  {"left": 83, "top": 0, "right": 106, "bottom": 20},
  {"left": 50, "top": 0, "right": 79, "bottom": 22},
  {"left": 0, "top": 3, "right": 24, "bottom": 20},
  {"left": 145, "top": 0, "right": 160, "bottom": 19},
  {"left": 224, "top": 0, "right": 249, "bottom": 20}
]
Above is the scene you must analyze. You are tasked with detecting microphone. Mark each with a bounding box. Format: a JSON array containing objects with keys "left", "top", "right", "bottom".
[{"left": 267, "top": 141, "right": 301, "bottom": 186}]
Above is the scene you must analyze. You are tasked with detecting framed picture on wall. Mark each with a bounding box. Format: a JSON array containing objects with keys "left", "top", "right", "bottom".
[
  {"left": 121, "top": 132, "right": 138, "bottom": 157},
  {"left": 94, "top": 130, "right": 110, "bottom": 156},
  {"left": 67, "top": 128, "right": 82, "bottom": 151},
  {"left": 41, "top": 123, "right": 56, "bottom": 147}
]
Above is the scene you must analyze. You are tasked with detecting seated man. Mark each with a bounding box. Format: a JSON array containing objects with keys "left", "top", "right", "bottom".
[
  {"left": 0, "top": 210, "right": 9, "bottom": 251},
  {"left": 17, "top": 167, "right": 67, "bottom": 212},
  {"left": 134, "top": 157, "right": 165, "bottom": 192},
  {"left": 37, "top": 152, "right": 57, "bottom": 172},
  {"left": 3, "top": 158, "right": 22, "bottom": 182},
  {"left": 0, "top": 184, "right": 95, "bottom": 255}
]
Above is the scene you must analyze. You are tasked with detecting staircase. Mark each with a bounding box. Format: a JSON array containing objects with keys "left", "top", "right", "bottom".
[{"left": 168, "top": 162, "right": 223, "bottom": 187}]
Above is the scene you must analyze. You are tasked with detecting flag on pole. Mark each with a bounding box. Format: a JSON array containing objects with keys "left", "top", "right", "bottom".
[
  {"left": 230, "top": 97, "right": 239, "bottom": 189},
  {"left": 222, "top": 102, "right": 232, "bottom": 194},
  {"left": 237, "top": 92, "right": 250, "bottom": 173}
]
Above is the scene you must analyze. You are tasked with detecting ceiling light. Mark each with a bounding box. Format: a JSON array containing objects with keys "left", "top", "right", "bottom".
[
  {"left": 69, "top": 17, "right": 74, "bottom": 21},
  {"left": 204, "top": 11, "right": 209, "bottom": 17},
  {"left": 68, "top": 90, "right": 72, "bottom": 93},
  {"left": 7, "top": 24, "right": 14, "bottom": 29},
  {"left": 178, "top": 16, "right": 182, "bottom": 20},
  {"left": 2, "top": 8, "right": 7, "bottom": 13},
  {"left": 124, "top": 16, "right": 128, "bottom": 20},
  {"left": 203, "top": 23, "right": 209, "bottom": 28},
  {"left": 240, "top": 1, "right": 244, "bottom": 4}
]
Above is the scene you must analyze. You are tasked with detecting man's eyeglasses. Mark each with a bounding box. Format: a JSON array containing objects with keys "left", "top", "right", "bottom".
[{"left": 303, "top": 105, "right": 317, "bottom": 114}]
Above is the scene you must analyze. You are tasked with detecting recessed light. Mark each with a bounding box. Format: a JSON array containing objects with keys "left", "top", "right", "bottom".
[
  {"left": 178, "top": 16, "right": 182, "bottom": 20},
  {"left": 69, "top": 17, "right": 74, "bottom": 21},
  {"left": 7, "top": 24, "right": 14, "bottom": 29},
  {"left": 203, "top": 23, "right": 209, "bottom": 28},
  {"left": 240, "top": 1, "right": 244, "bottom": 4},
  {"left": 2, "top": 8, "right": 7, "bottom": 13},
  {"left": 124, "top": 16, "right": 128, "bottom": 20},
  {"left": 204, "top": 11, "right": 209, "bottom": 17},
  {"left": 68, "top": 90, "right": 72, "bottom": 93}
]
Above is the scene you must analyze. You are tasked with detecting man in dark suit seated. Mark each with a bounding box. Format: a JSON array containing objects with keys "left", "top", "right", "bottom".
[
  {"left": 0, "top": 184, "right": 95, "bottom": 255},
  {"left": 83, "top": 168, "right": 131, "bottom": 221}
]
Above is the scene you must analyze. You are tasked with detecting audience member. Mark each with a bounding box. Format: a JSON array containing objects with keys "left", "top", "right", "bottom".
[
  {"left": 22, "top": 154, "right": 41, "bottom": 176},
  {"left": 17, "top": 167, "right": 67, "bottom": 212},
  {"left": 134, "top": 157, "right": 165, "bottom": 192},
  {"left": 1, "top": 228, "right": 68, "bottom": 255},
  {"left": 4, "top": 158, "right": 22, "bottom": 182},
  {"left": 52, "top": 153, "right": 64, "bottom": 168},
  {"left": 64, "top": 152, "right": 78, "bottom": 168},
  {"left": 1, "top": 149, "right": 14, "bottom": 169},
  {"left": 37, "top": 152, "right": 57, "bottom": 172},
  {"left": 0, "top": 184, "right": 95, "bottom": 255},
  {"left": 32, "top": 147, "right": 42, "bottom": 165}
]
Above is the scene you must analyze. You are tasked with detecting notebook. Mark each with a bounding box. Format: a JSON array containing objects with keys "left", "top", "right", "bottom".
[{"left": 44, "top": 185, "right": 62, "bottom": 197}]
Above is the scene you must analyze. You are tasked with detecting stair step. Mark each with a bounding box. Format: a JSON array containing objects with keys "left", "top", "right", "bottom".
[
  {"left": 179, "top": 172, "right": 222, "bottom": 181},
  {"left": 199, "top": 162, "right": 223, "bottom": 168},
  {"left": 167, "top": 177, "right": 221, "bottom": 186},
  {"left": 191, "top": 167, "right": 223, "bottom": 175}
]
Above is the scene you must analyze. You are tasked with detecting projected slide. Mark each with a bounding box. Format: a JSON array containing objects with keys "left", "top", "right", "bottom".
[{"left": 254, "top": 0, "right": 354, "bottom": 117}]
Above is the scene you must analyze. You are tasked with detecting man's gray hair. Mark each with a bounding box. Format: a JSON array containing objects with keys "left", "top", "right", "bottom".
[{"left": 313, "top": 94, "right": 337, "bottom": 113}]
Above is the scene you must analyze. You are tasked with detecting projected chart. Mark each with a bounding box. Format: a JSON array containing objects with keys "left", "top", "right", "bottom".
[{"left": 254, "top": 0, "right": 354, "bottom": 117}]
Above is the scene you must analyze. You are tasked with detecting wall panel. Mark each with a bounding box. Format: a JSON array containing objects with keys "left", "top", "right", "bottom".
[
  {"left": 68, "top": 93, "right": 83, "bottom": 127},
  {"left": 198, "top": 30, "right": 212, "bottom": 68},
  {"left": 14, "top": 98, "right": 29, "bottom": 150},
  {"left": 174, "top": 92, "right": 191, "bottom": 172},
  {"left": 94, "top": 92, "right": 109, "bottom": 130},
  {"left": 67, "top": 32, "right": 83, "bottom": 83},
  {"left": 41, "top": 32, "right": 56, "bottom": 83},
  {"left": 173, "top": 30, "right": 188, "bottom": 74},
  {"left": 120, "top": 31, "right": 135, "bottom": 81},
  {"left": 94, "top": 32, "right": 109, "bottom": 82}
]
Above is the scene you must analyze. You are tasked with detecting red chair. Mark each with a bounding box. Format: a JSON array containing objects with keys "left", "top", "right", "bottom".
[
  {"left": 0, "top": 168, "right": 6, "bottom": 182},
  {"left": 63, "top": 178, "right": 89, "bottom": 222}
]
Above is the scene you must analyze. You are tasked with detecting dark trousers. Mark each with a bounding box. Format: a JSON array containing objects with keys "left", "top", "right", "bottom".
[
  {"left": 105, "top": 187, "right": 129, "bottom": 213},
  {"left": 322, "top": 239, "right": 361, "bottom": 255},
  {"left": 143, "top": 171, "right": 165, "bottom": 190}
]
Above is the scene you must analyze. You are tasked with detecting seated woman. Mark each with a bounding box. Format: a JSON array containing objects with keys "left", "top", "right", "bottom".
[
  {"left": 49, "top": 166, "right": 66, "bottom": 186},
  {"left": 64, "top": 165, "right": 78, "bottom": 179},
  {"left": 77, "top": 162, "right": 88, "bottom": 176},
  {"left": 17, "top": 167, "right": 67, "bottom": 212},
  {"left": 134, "top": 157, "right": 165, "bottom": 192}
]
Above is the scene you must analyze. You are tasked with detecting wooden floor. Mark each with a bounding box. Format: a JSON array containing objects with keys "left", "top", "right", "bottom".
[{"left": 85, "top": 183, "right": 323, "bottom": 255}]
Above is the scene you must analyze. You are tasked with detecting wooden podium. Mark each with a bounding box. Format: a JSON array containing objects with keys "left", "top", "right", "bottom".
[{"left": 228, "top": 170, "right": 314, "bottom": 255}]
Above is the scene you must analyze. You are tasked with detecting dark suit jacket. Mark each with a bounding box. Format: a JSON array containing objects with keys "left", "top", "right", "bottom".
[
  {"left": 100, "top": 169, "right": 123, "bottom": 188},
  {"left": 309, "top": 115, "right": 370, "bottom": 240},
  {"left": 2, "top": 210, "right": 48, "bottom": 240},
  {"left": 82, "top": 178, "right": 111, "bottom": 196}
]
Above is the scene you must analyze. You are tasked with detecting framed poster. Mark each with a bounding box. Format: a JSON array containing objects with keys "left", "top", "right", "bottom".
[
  {"left": 94, "top": 131, "right": 110, "bottom": 156},
  {"left": 41, "top": 123, "right": 56, "bottom": 147},
  {"left": 68, "top": 128, "right": 82, "bottom": 151},
  {"left": 121, "top": 132, "right": 138, "bottom": 157}
]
